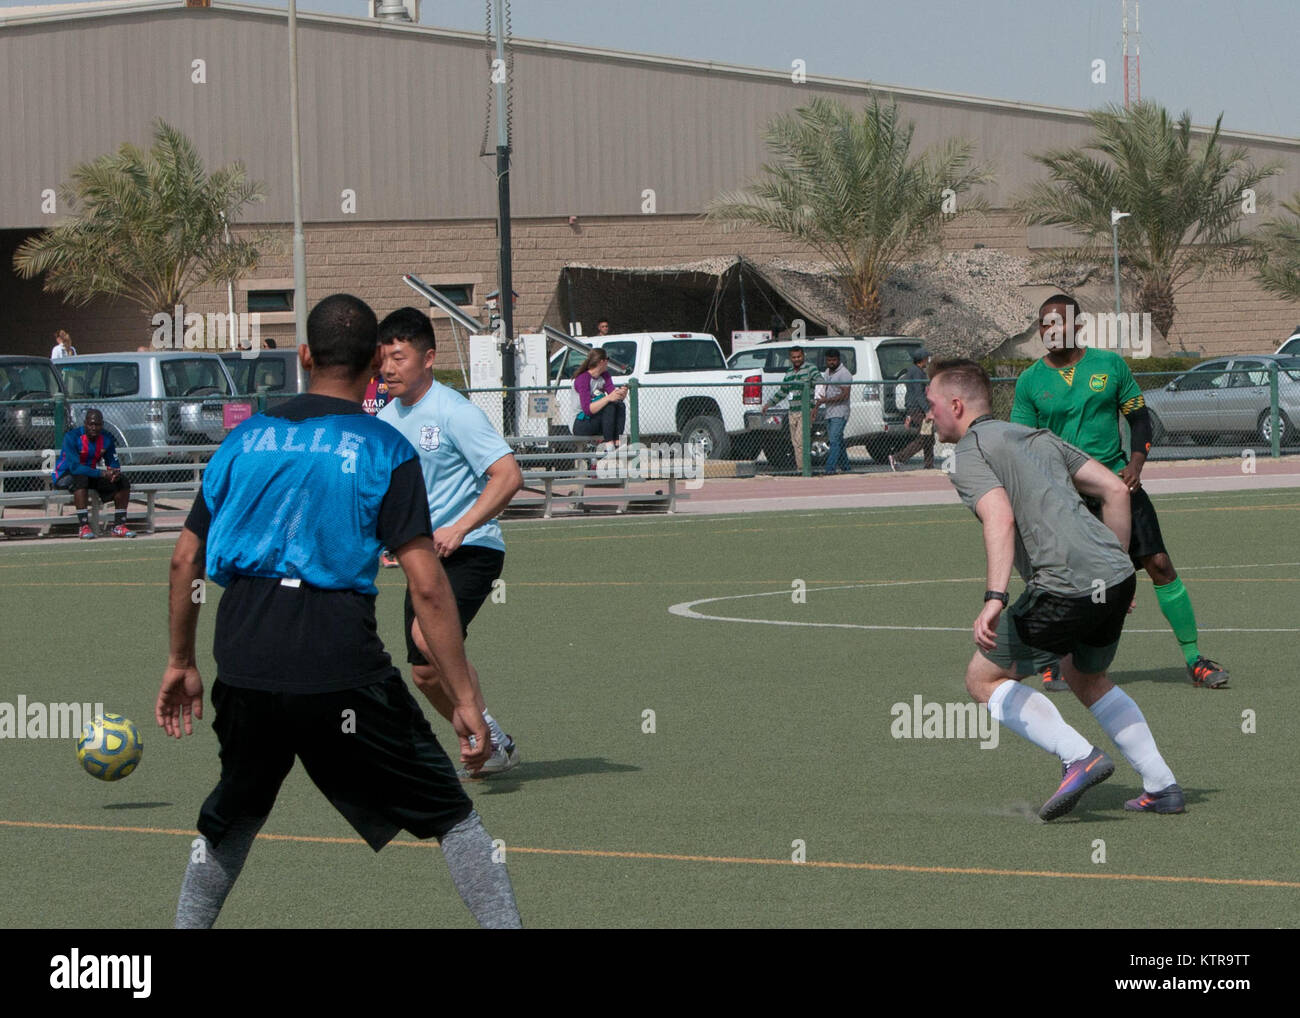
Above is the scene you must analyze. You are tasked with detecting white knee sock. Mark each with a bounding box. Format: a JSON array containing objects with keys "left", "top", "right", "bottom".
[
  {"left": 1088, "top": 686, "right": 1177, "bottom": 793},
  {"left": 482, "top": 710, "right": 507, "bottom": 750},
  {"left": 987, "top": 680, "right": 1092, "bottom": 766}
]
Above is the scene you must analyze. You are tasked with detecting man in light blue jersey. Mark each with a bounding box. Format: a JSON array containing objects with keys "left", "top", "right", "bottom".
[{"left": 378, "top": 308, "right": 524, "bottom": 778}]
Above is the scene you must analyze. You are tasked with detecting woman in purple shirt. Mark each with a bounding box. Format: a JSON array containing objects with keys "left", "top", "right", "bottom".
[{"left": 572, "top": 348, "right": 628, "bottom": 447}]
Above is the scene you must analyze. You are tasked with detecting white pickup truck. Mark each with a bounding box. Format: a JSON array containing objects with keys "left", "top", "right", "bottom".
[{"left": 547, "top": 332, "right": 756, "bottom": 458}]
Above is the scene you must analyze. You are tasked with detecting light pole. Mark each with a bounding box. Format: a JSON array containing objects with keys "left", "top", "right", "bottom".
[
  {"left": 288, "top": 0, "right": 307, "bottom": 345},
  {"left": 492, "top": 0, "right": 515, "bottom": 433},
  {"left": 1111, "top": 209, "right": 1131, "bottom": 317},
  {"left": 219, "top": 210, "right": 234, "bottom": 325}
]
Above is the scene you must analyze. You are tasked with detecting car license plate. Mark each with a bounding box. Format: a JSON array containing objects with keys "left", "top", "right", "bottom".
[{"left": 31, "top": 416, "right": 54, "bottom": 426}]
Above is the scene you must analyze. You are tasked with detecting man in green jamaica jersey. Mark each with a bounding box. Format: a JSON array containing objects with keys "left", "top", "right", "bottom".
[{"left": 1010, "top": 294, "right": 1229, "bottom": 693}]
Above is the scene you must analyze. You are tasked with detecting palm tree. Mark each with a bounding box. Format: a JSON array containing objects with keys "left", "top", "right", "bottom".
[
  {"left": 13, "top": 119, "right": 267, "bottom": 322},
  {"left": 706, "top": 95, "right": 992, "bottom": 333},
  {"left": 1253, "top": 193, "right": 1300, "bottom": 302},
  {"left": 1016, "top": 102, "right": 1281, "bottom": 339}
]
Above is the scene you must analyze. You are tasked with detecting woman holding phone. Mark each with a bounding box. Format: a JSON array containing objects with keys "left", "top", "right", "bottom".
[{"left": 572, "top": 347, "right": 628, "bottom": 449}]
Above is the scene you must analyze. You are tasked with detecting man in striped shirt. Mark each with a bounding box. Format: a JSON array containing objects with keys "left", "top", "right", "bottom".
[{"left": 761, "top": 346, "right": 822, "bottom": 473}]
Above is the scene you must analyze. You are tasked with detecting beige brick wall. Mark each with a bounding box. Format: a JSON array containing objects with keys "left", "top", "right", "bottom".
[
  {"left": 1163, "top": 274, "right": 1298, "bottom": 358},
  {"left": 4, "top": 214, "right": 1295, "bottom": 360},
  {"left": 942, "top": 210, "right": 1031, "bottom": 253}
]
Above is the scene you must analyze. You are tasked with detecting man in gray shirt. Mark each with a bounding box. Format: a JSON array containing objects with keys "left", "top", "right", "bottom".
[
  {"left": 813, "top": 348, "right": 853, "bottom": 475},
  {"left": 890, "top": 347, "right": 935, "bottom": 469},
  {"left": 929, "top": 359, "right": 1184, "bottom": 820}
]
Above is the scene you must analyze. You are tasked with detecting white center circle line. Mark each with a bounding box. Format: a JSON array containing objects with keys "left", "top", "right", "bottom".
[{"left": 668, "top": 573, "right": 1300, "bottom": 634}]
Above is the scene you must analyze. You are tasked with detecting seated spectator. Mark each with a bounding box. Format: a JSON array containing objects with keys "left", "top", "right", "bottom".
[
  {"left": 52, "top": 409, "right": 135, "bottom": 539},
  {"left": 51, "top": 329, "right": 76, "bottom": 360},
  {"left": 572, "top": 348, "right": 627, "bottom": 449}
]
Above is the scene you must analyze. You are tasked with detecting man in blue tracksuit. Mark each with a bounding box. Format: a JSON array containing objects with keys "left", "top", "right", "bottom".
[{"left": 52, "top": 409, "right": 135, "bottom": 538}]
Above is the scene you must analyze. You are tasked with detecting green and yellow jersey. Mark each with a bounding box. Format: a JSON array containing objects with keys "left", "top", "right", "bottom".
[{"left": 1009, "top": 348, "right": 1144, "bottom": 473}]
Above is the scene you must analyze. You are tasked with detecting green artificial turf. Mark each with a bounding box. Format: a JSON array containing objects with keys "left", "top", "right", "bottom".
[{"left": 1, "top": 488, "right": 1297, "bottom": 928}]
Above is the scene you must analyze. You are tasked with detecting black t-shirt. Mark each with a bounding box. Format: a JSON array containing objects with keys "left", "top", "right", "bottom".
[{"left": 185, "top": 394, "right": 431, "bottom": 693}]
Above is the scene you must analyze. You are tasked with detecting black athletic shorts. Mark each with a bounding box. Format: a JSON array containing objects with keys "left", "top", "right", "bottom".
[
  {"left": 63, "top": 474, "right": 128, "bottom": 499},
  {"left": 1006, "top": 573, "right": 1137, "bottom": 675},
  {"left": 404, "top": 544, "right": 506, "bottom": 665},
  {"left": 197, "top": 675, "right": 473, "bottom": 851},
  {"left": 1086, "top": 486, "right": 1167, "bottom": 566}
]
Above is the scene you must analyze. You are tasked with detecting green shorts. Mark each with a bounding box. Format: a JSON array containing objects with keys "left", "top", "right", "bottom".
[{"left": 979, "top": 574, "right": 1137, "bottom": 676}]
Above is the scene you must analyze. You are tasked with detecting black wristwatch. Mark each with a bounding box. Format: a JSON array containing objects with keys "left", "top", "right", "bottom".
[{"left": 983, "top": 590, "right": 1009, "bottom": 605}]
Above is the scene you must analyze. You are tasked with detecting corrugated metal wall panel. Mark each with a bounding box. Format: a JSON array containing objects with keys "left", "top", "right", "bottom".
[{"left": 1, "top": 7, "right": 1296, "bottom": 228}]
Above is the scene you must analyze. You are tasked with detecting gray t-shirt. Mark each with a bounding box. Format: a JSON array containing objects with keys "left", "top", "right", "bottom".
[
  {"left": 901, "top": 362, "right": 928, "bottom": 415},
  {"left": 949, "top": 418, "right": 1134, "bottom": 596},
  {"left": 821, "top": 364, "right": 853, "bottom": 419}
]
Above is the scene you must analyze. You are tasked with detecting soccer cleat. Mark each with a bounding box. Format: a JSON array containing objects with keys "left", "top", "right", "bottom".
[
  {"left": 111, "top": 524, "right": 136, "bottom": 538},
  {"left": 1125, "top": 783, "right": 1187, "bottom": 814},
  {"left": 458, "top": 736, "right": 520, "bottom": 780},
  {"left": 1041, "top": 663, "right": 1068, "bottom": 692},
  {"left": 1038, "top": 747, "right": 1114, "bottom": 821},
  {"left": 1188, "top": 657, "right": 1229, "bottom": 689},
  {"left": 379, "top": 550, "right": 399, "bottom": 568},
  {"left": 78, "top": 524, "right": 95, "bottom": 540}
]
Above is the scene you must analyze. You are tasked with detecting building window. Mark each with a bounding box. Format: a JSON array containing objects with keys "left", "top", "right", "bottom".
[
  {"left": 437, "top": 284, "right": 474, "bottom": 306},
  {"left": 248, "top": 290, "right": 294, "bottom": 313}
]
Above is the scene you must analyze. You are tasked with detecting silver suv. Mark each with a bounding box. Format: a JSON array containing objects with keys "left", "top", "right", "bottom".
[
  {"left": 0, "top": 356, "right": 65, "bottom": 450},
  {"left": 220, "top": 349, "right": 307, "bottom": 397},
  {"left": 54, "top": 352, "right": 243, "bottom": 462}
]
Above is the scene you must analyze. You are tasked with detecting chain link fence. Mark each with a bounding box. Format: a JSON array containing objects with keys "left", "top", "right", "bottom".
[
  {"left": 0, "top": 394, "right": 280, "bottom": 493},
  {"left": 455, "top": 378, "right": 923, "bottom": 473},
  {"left": 453, "top": 367, "right": 1300, "bottom": 475},
  {"left": 4, "top": 367, "right": 1295, "bottom": 488}
]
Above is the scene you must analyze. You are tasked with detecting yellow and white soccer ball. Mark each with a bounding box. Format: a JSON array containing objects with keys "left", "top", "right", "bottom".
[{"left": 76, "top": 713, "right": 143, "bottom": 781}]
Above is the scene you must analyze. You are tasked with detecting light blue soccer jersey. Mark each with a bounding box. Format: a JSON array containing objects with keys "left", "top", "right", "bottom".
[{"left": 378, "top": 382, "right": 512, "bottom": 552}]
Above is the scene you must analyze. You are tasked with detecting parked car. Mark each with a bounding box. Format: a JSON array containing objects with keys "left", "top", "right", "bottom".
[
  {"left": 727, "top": 337, "right": 924, "bottom": 465},
  {"left": 1274, "top": 327, "right": 1300, "bottom": 357},
  {"left": 0, "top": 355, "right": 65, "bottom": 451},
  {"left": 1143, "top": 354, "right": 1300, "bottom": 446},
  {"left": 547, "top": 332, "right": 755, "bottom": 458},
  {"left": 220, "top": 348, "right": 307, "bottom": 396},
  {"left": 54, "top": 352, "right": 245, "bottom": 462}
]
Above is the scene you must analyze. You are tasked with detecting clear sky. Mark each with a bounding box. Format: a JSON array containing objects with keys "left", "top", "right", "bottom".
[{"left": 4, "top": 0, "right": 1297, "bottom": 138}]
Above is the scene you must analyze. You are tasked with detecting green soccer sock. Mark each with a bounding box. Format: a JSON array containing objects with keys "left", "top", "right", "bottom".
[{"left": 1153, "top": 577, "right": 1200, "bottom": 667}]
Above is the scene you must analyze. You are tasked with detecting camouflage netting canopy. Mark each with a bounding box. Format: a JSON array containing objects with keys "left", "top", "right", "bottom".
[{"left": 559, "top": 250, "right": 1088, "bottom": 358}]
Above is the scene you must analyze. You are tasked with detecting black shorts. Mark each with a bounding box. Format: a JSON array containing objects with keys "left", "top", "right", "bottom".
[
  {"left": 1086, "top": 486, "right": 1167, "bottom": 566},
  {"left": 197, "top": 675, "right": 472, "bottom": 851},
  {"left": 62, "top": 474, "right": 128, "bottom": 499},
  {"left": 989, "top": 573, "right": 1138, "bottom": 675},
  {"left": 404, "top": 544, "right": 506, "bottom": 665}
]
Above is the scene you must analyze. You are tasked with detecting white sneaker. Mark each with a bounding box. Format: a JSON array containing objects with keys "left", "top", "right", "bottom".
[{"left": 458, "top": 736, "right": 520, "bottom": 779}]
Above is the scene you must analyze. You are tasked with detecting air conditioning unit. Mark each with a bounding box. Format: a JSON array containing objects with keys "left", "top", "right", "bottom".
[{"left": 369, "top": 0, "right": 420, "bottom": 23}]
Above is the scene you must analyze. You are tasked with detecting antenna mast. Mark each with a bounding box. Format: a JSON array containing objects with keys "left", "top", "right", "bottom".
[
  {"left": 1122, "top": 0, "right": 1130, "bottom": 108},
  {"left": 1134, "top": 0, "right": 1141, "bottom": 103}
]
